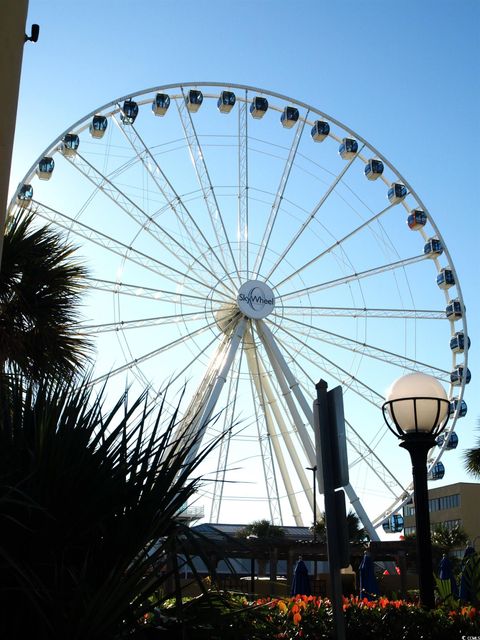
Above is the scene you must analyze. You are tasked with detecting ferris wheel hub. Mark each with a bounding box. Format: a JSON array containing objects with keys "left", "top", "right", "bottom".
[{"left": 237, "top": 280, "right": 275, "bottom": 319}]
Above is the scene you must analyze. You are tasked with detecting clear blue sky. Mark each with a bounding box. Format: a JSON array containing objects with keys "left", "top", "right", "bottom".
[{"left": 10, "top": 0, "right": 480, "bottom": 525}]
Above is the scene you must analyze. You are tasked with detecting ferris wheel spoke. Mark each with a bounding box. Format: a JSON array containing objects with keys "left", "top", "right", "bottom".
[
  {"left": 63, "top": 150, "right": 230, "bottom": 292},
  {"left": 238, "top": 90, "right": 249, "bottom": 275},
  {"left": 346, "top": 419, "right": 408, "bottom": 498},
  {"left": 176, "top": 89, "right": 240, "bottom": 281},
  {"left": 80, "top": 311, "right": 204, "bottom": 334},
  {"left": 277, "top": 305, "right": 446, "bottom": 320},
  {"left": 88, "top": 319, "right": 216, "bottom": 386},
  {"left": 279, "top": 314, "right": 450, "bottom": 380},
  {"left": 32, "top": 200, "right": 220, "bottom": 298},
  {"left": 264, "top": 144, "right": 365, "bottom": 281},
  {"left": 85, "top": 276, "right": 226, "bottom": 307},
  {"left": 273, "top": 200, "right": 398, "bottom": 290},
  {"left": 253, "top": 111, "right": 309, "bottom": 278},
  {"left": 111, "top": 111, "right": 236, "bottom": 291},
  {"left": 210, "top": 347, "right": 244, "bottom": 523},
  {"left": 279, "top": 253, "right": 427, "bottom": 302},
  {"left": 269, "top": 319, "right": 383, "bottom": 407}
]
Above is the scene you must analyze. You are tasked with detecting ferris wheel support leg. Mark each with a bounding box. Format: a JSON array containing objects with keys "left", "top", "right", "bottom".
[
  {"left": 185, "top": 317, "right": 248, "bottom": 465},
  {"left": 344, "top": 483, "right": 379, "bottom": 542},
  {"left": 253, "top": 349, "right": 316, "bottom": 521},
  {"left": 255, "top": 320, "right": 316, "bottom": 465},
  {"left": 245, "top": 330, "right": 302, "bottom": 526}
]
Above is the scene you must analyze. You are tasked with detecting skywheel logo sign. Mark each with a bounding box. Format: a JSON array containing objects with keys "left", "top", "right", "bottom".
[{"left": 237, "top": 280, "right": 275, "bottom": 319}]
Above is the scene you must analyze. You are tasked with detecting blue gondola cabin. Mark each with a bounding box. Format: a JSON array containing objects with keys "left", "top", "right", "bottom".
[
  {"left": 428, "top": 462, "right": 445, "bottom": 481},
  {"left": 436, "top": 432, "right": 459, "bottom": 449},
  {"left": 450, "top": 366, "right": 471, "bottom": 386},
  {"left": 217, "top": 90, "right": 236, "bottom": 114},
  {"left": 339, "top": 138, "right": 358, "bottom": 160},
  {"left": 424, "top": 238, "right": 443, "bottom": 258},
  {"left": 16, "top": 184, "right": 33, "bottom": 207},
  {"left": 90, "top": 114, "right": 108, "bottom": 139},
  {"left": 437, "top": 269, "right": 455, "bottom": 290},
  {"left": 250, "top": 96, "right": 268, "bottom": 119},
  {"left": 407, "top": 208, "right": 427, "bottom": 230},
  {"left": 61, "top": 133, "right": 80, "bottom": 157},
  {"left": 364, "top": 158, "right": 384, "bottom": 180},
  {"left": 36, "top": 157, "right": 55, "bottom": 180},
  {"left": 450, "top": 331, "right": 470, "bottom": 353},
  {"left": 152, "top": 93, "right": 170, "bottom": 116},
  {"left": 446, "top": 298, "right": 463, "bottom": 320},
  {"left": 121, "top": 99, "right": 139, "bottom": 125},
  {"left": 311, "top": 120, "right": 330, "bottom": 142},
  {"left": 186, "top": 89, "right": 203, "bottom": 113},
  {"left": 382, "top": 514, "right": 404, "bottom": 533},
  {"left": 280, "top": 106, "right": 299, "bottom": 129},
  {"left": 388, "top": 182, "right": 407, "bottom": 204},
  {"left": 449, "top": 398, "right": 467, "bottom": 418}
]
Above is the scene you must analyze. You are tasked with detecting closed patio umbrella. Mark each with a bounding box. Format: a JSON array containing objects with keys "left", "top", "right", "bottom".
[{"left": 291, "top": 555, "right": 311, "bottom": 596}]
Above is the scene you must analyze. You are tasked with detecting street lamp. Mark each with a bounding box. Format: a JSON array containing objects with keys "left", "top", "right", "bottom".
[{"left": 382, "top": 372, "right": 450, "bottom": 609}]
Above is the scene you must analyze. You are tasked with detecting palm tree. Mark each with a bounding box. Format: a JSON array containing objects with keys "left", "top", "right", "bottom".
[
  {"left": 0, "top": 209, "right": 92, "bottom": 380},
  {"left": 312, "top": 510, "right": 369, "bottom": 544},
  {"left": 464, "top": 420, "right": 480, "bottom": 479},
  {"left": 0, "top": 372, "right": 221, "bottom": 639},
  {"left": 431, "top": 524, "right": 469, "bottom": 554},
  {"left": 237, "top": 519, "right": 285, "bottom": 539}
]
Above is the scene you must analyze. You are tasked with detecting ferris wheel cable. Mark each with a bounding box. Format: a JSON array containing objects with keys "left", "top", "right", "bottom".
[
  {"left": 176, "top": 91, "right": 241, "bottom": 283},
  {"left": 245, "top": 335, "right": 282, "bottom": 522},
  {"left": 80, "top": 311, "right": 206, "bottom": 334},
  {"left": 273, "top": 199, "right": 400, "bottom": 291},
  {"left": 278, "top": 305, "right": 445, "bottom": 320},
  {"left": 63, "top": 150, "right": 232, "bottom": 293},
  {"left": 87, "top": 319, "right": 217, "bottom": 387},
  {"left": 345, "top": 419, "right": 408, "bottom": 495},
  {"left": 253, "top": 112, "right": 309, "bottom": 279},
  {"left": 31, "top": 200, "right": 220, "bottom": 299},
  {"left": 269, "top": 321, "right": 383, "bottom": 408},
  {"left": 210, "top": 347, "right": 245, "bottom": 522},
  {"left": 264, "top": 144, "right": 365, "bottom": 282},
  {"left": 279, "top": 253, "right": 427, "bottom": 303},
  {"left": 278, "top": 314, "right": 450, "bottom": 379},
  {"left": 237, "top": 90, "right": 249, "bottom": 276},
  {"left": 251, "top": 336, "right": 315, "bottom": 522},
  {"left": 111, "top": 111, "right": 238, "bottom": 292},
  {"left": 85, "top": 276, "right": 228, "bottom": 307}
]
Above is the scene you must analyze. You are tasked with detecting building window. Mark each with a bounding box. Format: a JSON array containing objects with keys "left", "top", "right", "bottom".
[
  {"left": 404, "top": 526, "right": 416, "bottom": 536},
  {"left": 428, "top": 493, "right": 460, "bottom": 512}
]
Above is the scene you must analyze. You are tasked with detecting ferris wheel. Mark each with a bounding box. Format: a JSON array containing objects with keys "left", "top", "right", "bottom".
[{"left": 10, "top": 82, "right": 470, "bottom": 537}]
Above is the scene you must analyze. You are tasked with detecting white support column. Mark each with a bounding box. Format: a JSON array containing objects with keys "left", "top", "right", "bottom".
[
  {"left": 255, "top": 350, "right": 316, "bottom": 522},
  {"left": 185, "top": 317, "right": 248, "bottom": 464},
  {"left": 255, "top": 319, "right": 316, "bottom": 465},
  {"left": 344, "top": 483, "right": 380, "bottom": 542}
]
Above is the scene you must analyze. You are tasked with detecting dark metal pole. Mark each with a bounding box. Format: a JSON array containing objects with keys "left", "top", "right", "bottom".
[
  {"left": 315, "top": 380, "right": 346, "bottom": 640},
  {"left": 400, "top": 433, "right": 435, "bottom": 609},
  {"left": 307, "top": 465, "right": 318, "bottom": 590}
]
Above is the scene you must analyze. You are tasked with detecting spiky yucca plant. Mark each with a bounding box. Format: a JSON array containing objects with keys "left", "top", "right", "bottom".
[
  {"left": 0, "top": 373, "right": 218, "bottom": 639},
  {"left": 0, "top": 209, "right": 92, "bottom": 379}
]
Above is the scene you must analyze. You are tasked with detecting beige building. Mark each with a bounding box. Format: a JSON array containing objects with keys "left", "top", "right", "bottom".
[{"left": 403, "top": 482, "right": 480, "bottom": 555}]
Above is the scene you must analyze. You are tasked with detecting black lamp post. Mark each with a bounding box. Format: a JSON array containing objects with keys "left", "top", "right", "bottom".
[
  {"left": 306, "top": 465, "right": 318, "bottom": 587},
  {"left": 382, "top": 372, "right": 450, "bottom": 609}
]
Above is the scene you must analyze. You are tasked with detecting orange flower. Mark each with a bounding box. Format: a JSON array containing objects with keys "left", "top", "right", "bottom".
[
  {"left": 277, "top": 600, "right": 288, "bottom": 613},
  {"left": 293, "top": 612, "right": 302, "bottom": 625}
]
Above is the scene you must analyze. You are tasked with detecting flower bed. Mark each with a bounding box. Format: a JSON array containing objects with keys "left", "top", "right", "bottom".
[{"left": 146, "top": 593, "right": 480, "bottom": 639}]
